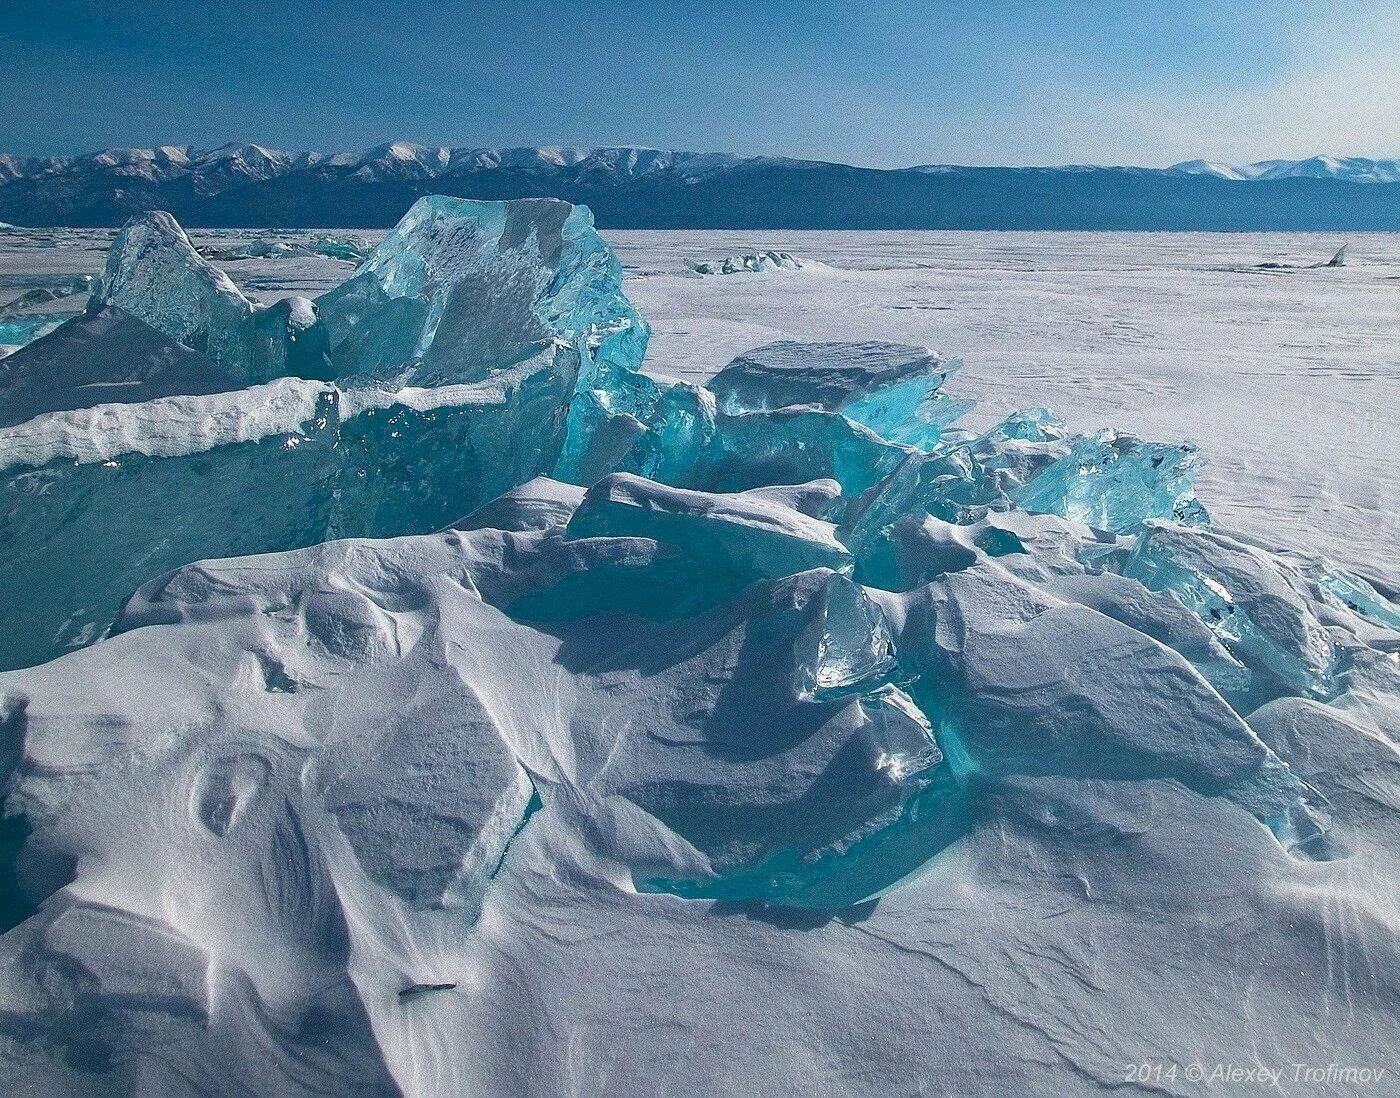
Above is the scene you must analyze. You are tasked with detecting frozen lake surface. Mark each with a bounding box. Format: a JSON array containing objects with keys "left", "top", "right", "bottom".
[
  {"left": 3, "top": 227, "right": 1395, "bottom": 580},
  {"left": 2, "top": 209, "right": 1397, "bottom": 1095}
]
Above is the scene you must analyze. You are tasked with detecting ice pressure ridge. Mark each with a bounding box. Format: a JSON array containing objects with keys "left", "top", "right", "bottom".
[{"left": 0, "top": 199, "right": 1397, "bottom": 1092}]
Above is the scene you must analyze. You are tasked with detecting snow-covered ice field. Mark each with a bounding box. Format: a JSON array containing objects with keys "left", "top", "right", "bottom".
[{"left": 5, "top": 227, "right": 1395, "bottom": 582}]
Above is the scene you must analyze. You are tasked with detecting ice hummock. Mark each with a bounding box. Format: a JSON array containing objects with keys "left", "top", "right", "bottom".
[
  {"left": 319, "top": 194, "right": 647, "bottom": 387},
  {"left": 1010, "top": 428, "right": 1207, "bottom": 532},
  {"left": 0, "top": 198, "right": 1396, "bottom": 1094},
  {"left": 707, "top": 339, "right": 973, "bottom": 448},
  {"left": 689, "top": 250, "right": 804, "bottom": 275}
]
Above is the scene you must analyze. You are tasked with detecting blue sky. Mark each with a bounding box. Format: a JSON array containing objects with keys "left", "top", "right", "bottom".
[{"left": 2, "top": 0, "right": 1396, "bottom": 165}]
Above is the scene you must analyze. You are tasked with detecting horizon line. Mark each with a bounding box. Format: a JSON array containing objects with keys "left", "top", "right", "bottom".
[{"left": 6, "top": 142, "right": 1400, "bottom": 176}]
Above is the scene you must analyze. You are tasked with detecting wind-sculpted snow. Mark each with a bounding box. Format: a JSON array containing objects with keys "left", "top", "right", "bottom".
[{"left": 0, "top": 198, "right": 1397, "bottom": 1094}]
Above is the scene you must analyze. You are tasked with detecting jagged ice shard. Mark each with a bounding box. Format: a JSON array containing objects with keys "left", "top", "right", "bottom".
[
  {"left": 0, "top": 199, "right": 1397, "bottom": 1095},
  {"left": 92, "top": 211, "right": 258, "bottom": 382},
  {"left": 317, "top": 195, "right": 647, "bottom": 388}
]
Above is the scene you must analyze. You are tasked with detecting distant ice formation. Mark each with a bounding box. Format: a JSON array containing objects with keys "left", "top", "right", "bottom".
[
  {"left": 689, "top": 250, "right": 803, "bottom": 275},
  {"left": 0, "top": 275, "right": 93, "bottom": 356},
  {"left": 1252, "top": 243, "right": 1352, "bottom": 272},
  {"left": 0, "top": 275, "right": 92, "bottom": 315},
  {"left": 0, "top": 198, "right": 1396, "bottom": 1093},
  {"left": 197, "top": 233, "right": 372, "bottom": 263}
]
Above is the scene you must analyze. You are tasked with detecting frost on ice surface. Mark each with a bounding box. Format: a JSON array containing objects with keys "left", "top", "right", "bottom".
[
  {"left": 0, "top": 198, "right": 1398, "bottom": 1094},
  {"left": 0, "top": 355, "right": 579, "bottom": 670}
]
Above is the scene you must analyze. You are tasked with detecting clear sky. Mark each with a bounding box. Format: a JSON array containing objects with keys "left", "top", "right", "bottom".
[{"left": 2, "top": 0, "right": 1396, "bottom": 166}]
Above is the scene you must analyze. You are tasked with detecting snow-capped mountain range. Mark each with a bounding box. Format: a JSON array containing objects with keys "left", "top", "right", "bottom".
[
  {"left": 2, "top": 143, "right": 1398, "bottom": 229},
  {"left": 1167, "top": 156, "right": 1400, "bottom": 183},
  {"left": 0, "top": 142, "right": 751, "bottom": 189}
]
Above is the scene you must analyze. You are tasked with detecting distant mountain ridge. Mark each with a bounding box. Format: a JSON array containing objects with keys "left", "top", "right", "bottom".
[
  {"left": 3, "top": 143, "right": 1399, "bottom": 229},
  {"left": 1167, "top": 156, "right": 1400, "bottom": 183}
]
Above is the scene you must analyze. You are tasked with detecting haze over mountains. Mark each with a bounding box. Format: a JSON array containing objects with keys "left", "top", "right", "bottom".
[{"left": 3, "top": 143, "right": 1400, "bottom": 230}]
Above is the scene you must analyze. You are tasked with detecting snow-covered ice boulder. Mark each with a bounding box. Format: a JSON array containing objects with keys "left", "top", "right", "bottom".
[{"left": 568, "top": 473, "right": 852, "bottom": 580}]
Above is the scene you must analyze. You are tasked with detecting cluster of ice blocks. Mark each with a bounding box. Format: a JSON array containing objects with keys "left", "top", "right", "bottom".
[
  {"left": 0, "top": 199, "right": 634, "bottom": 667},
  {"left": 688, "top": 250, "right": 804, "bottom": 275},
  {"left": 196, "top": 232, "right": 372, "bottom": 264},
  {"left": 0, "top": 197, "right": 1396, "bottom": 1092}
]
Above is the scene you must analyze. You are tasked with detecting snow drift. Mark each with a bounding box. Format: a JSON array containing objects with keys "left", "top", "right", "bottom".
[{"left": 0, "top": 199, "right": 1396, "bottom": 1095}]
